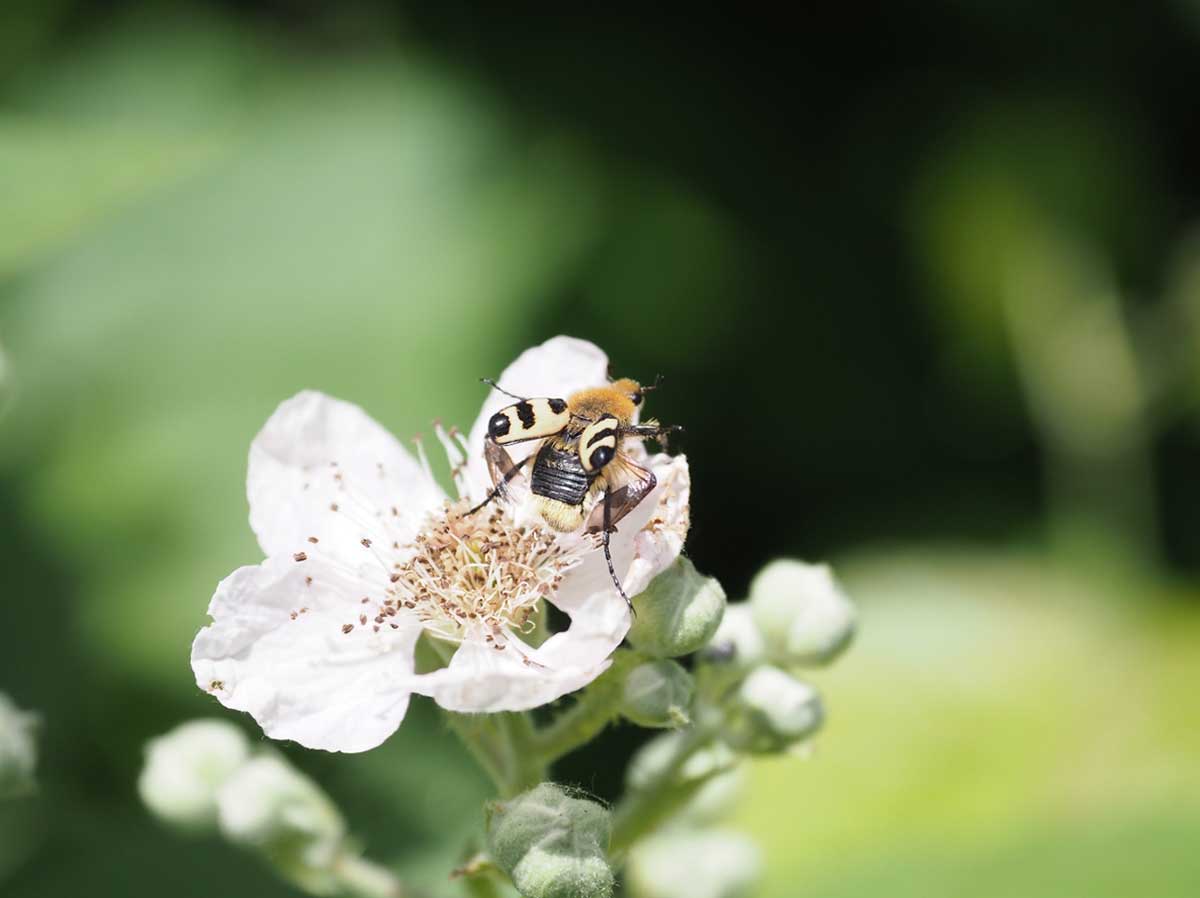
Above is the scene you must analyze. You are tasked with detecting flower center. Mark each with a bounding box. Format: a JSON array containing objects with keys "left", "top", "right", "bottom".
[{"left": 389, "top": 499, "right": 586, "bottom": 646}]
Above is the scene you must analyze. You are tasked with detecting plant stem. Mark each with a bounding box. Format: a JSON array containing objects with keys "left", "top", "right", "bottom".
[
  {"left": 443, "top": 712, "right": 513, "bottom": 794},
  {"left": 532, "top": 650, "right": 640, "bottom": 764},
  {"left": 443, "top": 710, "right": 546, "bottom": 798},
  {"left": 607, "top": 723, "right": 719, "bottom": 865},
  {"left": 497, "top": 711, "right": 546, "bottom": 795}
]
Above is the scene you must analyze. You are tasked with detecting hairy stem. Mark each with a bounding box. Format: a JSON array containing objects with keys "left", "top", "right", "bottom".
[
  {"left": 532, "top": 650, "right": 640, "bottom": 764},
  {"left": 607, "top": 723, "right": 720, "bottom": 865},
  {"left": 497, "top": 711, "right": 546, "bottom": 796},
  {"left": 443, "top": 712, "right": 513, "bottom": 794},
  {"left": 443, "top": 711, "right": 544, "bottom": 798}
]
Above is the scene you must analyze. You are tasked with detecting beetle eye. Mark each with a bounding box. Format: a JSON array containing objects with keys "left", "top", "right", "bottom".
[{"left": 631, "top": 391, "right": 643, "bottom": 406}]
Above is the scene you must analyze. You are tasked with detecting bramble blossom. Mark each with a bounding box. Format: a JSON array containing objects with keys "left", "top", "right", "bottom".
[{"left": 191, "top": 337, "right": 690, "bottom": 752}]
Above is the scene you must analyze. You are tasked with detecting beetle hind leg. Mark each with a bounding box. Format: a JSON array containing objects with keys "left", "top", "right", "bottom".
[
  {"left": 466, "top": 442, "right": 531, "bottom": 515},
  {"left": 600, "top": 486, "right": 636, "bottom": 616},
  {"left": 602, "top": 525, "right": 635, "bottom": 616}
]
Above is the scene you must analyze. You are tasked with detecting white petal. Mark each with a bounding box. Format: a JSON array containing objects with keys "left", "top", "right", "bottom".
[
  {"left": 192, "top": 554, "right": 422, "bottom": 753},
  {"left": 555, "top": 453, "right": 692, "bottom": 608},
  {"left": 248, "top": 391, "right": 445, "bottom": 564},
  {"left": 416, "top": 629, "right": 615, "bottom": 713},
  {"left": 463, "top": 337, "right": 610, "bottom": 502}
]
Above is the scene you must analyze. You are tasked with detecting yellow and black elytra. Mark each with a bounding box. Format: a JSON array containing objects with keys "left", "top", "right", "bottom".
[{"left": 469, "top": 375, "right": 680, "bottom": 610}]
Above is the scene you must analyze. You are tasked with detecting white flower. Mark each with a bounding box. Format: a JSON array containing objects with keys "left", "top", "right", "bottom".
[
  {"left": 192, "top": 337, "right": 690, "bottom": 752},
  {"left": 138, "top": 719, "right": 251, "bottom": 828}
]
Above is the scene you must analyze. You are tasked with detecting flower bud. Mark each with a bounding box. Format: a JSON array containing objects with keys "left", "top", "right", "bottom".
[
  {"left": 697, "top": 604, "right": 765, "bottom": 672},
  {"left": 0, "top": 693, "right": 38, "bottom": 798},
  {"left": 510, "top": 849, "right": 614, "bottom": 898},
  {"left": 627, "top": 829, "right": 761, "bottom": 898},
  {"left": 722, "top": 666, "right": 823, "bottom": 755},
  {"left": 487, "top": 783, "right": 614, "bottom": 898},
  {"left": 627, "top": 731, "right": 736, "bottom": 793},
  {"left": 216, "top": 755, "right": 345, "bottom": 875},
  {"left": 678, "top": 766, "right": 745, "bottom": 825},
  {"left": 138, "top": 719, "right": 250, "bottom": 828},
  {"left": 619, "top": 660, "right": 694, "bottom": 729},
  {"left": 750, "top": 560, "right": 855, "bottom": 666},
  {"left": 629, "top": 558, "right": 727, "bottom": 658}
]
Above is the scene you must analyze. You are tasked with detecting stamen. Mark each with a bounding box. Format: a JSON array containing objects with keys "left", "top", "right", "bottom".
[{"left": 388, "top": 499, "right": 585, "bottom": 645}]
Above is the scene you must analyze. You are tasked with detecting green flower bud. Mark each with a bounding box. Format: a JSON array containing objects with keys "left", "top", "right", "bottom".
[
  {"left": 722, "top": 666, "right": 823, "bottom": 755},
  {"left": 513, "top": 848, "right": 614, "bottom": 898},
  {"left": 0, "top": 693, "right": 38, "bottom": 798},
  {"left": 619, "top": 660, "right": 694, "bottom": 729},
  {"left": 697, "top": 604, "right": 765, "bottom": 672},
  {"left": 629, "top": 559, "right": 727, "bottom": 658},
  {"left": 216, "top": 754, "right": 345, "bottom": 882},
  {"left": 750, "top": 560, "right": 855, "bottom": 666},
  {"left": 627, "top": 829, "right": 761, "bottom": 898},
  {"left": 138, "top": 719, "right": 250, "bottom": 828},
  {"left": 487, "top": 783, "right": 614, "bottom": 898}
]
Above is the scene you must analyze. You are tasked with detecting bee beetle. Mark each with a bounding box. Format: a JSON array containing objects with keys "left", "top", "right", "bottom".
[{"left": 469, "top": 375, "right": 681, "bottom": 609}]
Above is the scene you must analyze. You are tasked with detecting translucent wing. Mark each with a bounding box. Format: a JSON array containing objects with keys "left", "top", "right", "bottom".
[
  {"left": 585, "top": 455, "right": 657, "bottom": 534},
  {"left": 484, "top": 438, "right": 533, "bottom": 503}
]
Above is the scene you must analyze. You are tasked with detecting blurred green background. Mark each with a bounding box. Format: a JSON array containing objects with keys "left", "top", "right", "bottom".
[{"left": 3, "top": 2, "right": 1200, "bottom": 896}]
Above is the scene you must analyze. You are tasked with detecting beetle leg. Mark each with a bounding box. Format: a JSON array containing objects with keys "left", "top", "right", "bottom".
[
  {"left": 602, "top": 486, "right": 635, "bottom": 616},
  {"left": 467, "top": 447, "right": 532, "bottom": 515}
]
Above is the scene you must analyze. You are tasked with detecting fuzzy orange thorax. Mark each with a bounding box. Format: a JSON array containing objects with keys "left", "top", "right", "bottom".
[{"left": 567, "top": 379, "right": 640, "bottom": 424}]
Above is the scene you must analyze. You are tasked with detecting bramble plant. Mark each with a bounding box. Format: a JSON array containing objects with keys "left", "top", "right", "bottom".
[{"left": 138, "top": 337, "right": 856, "bottom": 898}]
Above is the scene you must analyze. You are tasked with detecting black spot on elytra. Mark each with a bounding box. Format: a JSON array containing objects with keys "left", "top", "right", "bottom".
[
  {"left": 590, "top": 445, "right": 615, "bottom": 469},
  {"left": 489, "top": 412, "right": 511, "bottom": 439},
  {"left": 548, "top": 397, "right": 568, "bottom": 414},
  {"left": 516, "top": 401, "right": 536, "bottom": 429}
]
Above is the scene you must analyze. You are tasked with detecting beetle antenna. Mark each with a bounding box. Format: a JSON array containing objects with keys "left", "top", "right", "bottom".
[
  {"left": 640, "top": 373, "right": 665, "bottom": 393},
  {"left": 481, "top": 378, "right": 527, "bottom": 402}
]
